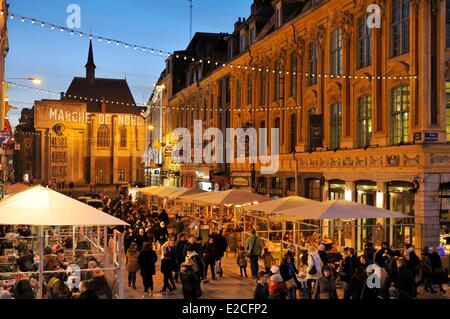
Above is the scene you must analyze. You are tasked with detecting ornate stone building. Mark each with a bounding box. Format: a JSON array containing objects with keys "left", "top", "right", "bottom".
[
  {"left": 159, "top": 0, "right": 449, "bottom": 250},
  {"left": 32, "top": 40, "right": 146, "bottom": 186}
]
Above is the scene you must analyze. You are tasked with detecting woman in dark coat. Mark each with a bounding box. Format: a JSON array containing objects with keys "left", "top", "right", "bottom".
[
  {"left": 138, "top": 242, "right": 158, "bottom": 295},
  {"left": 161, "top": 249, "right": 176, "bottom": 294},
  {"left": 279, "top": 254, "right": 297, "bottom": 299},
  {"left": 430, "top": 247, "right": 447, "bottom": 294},
  {"left": 313, "top": 266, "right": 338, "bottom": 299}
]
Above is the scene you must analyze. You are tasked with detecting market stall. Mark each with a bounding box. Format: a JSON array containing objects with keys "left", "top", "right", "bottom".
[
  {"left": 0, "top": 186, "right": 128, "bottom": 299},
  {"left": 276, "top": 199, "right": 412, "bottom": 251}
]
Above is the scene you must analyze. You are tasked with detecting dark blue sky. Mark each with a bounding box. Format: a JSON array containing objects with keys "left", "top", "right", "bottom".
[{"left": 6, "top": 0, "right": 252, "bottom": 126}]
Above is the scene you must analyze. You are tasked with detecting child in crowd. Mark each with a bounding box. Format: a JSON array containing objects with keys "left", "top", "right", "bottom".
[
  {"left": 297, "top": 272, "right": 309, "bottom": 299},
  {"left": 236, "top": 245, "right": 248, "bottom": 278},
  {"left": 262, "top": 248, "right": 274, "bottom": 273}
]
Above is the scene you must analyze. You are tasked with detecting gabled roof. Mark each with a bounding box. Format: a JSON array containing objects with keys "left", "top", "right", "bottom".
[{"left": 66, "top": 77, "right": 141, "bottom": 115}]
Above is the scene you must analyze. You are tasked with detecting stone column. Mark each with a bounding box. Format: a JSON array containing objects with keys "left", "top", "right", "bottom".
[{"left": 414, "top": 173, "right": 441, "bottom": 252}]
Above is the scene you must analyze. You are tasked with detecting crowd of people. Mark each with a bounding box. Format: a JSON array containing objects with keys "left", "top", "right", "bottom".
[
  {"left": 248, "top": 234, "right": 448, "bottom": 300},
  {"left": 1, "top": 194, "right": 449, "bottom": 300}
]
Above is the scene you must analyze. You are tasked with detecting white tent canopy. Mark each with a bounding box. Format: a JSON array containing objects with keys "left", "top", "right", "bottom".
[
  {"left": 155, "top": 186, "right": 179, "bottom": 198},
  {"left": 168, "top": 187, "right": 205, "bottom": 200},
  {"left": 248, "top": 196, "right": 318, "bottom": 213},
  {"left": 138, "top": 186, "right": 160, "bottom": 195},
  {"left": 0, "top": 185, "right": 128, "bottom": 226},
  {"left": 193, "top": 189, "right": 271, "bottom": 207},
  {"left": 275, "top": 200, "right": 412, "bottom": 220},
  {"left": 179, "top": 191, "right": 213, "bottom": 204}
]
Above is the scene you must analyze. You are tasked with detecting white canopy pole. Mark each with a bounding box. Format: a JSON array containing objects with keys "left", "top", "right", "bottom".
[{"left": 117, "top": 232, "right": 124, "bottom": 299}]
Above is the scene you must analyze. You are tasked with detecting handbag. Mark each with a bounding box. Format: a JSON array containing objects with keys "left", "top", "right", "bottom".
[
  {"left": 308, "top": 264, "right": 317, "bottom": 276},
  {"left": 285, "top": 278, "right": 297, "bottom": 290}
]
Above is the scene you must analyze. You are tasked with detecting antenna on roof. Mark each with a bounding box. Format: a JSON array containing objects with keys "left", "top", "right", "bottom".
[{"left": 189, "top": 0, "right": 193, "bottom": 41}]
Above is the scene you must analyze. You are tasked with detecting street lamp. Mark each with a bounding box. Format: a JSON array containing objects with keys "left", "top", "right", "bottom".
[{"left": 7, "top": 77, "right": 42, "bottom": 85}]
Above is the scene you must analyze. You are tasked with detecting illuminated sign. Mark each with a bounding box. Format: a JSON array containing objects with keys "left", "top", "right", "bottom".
[{"left": 48, "top": 108, "right": 144, "bottom": 126}]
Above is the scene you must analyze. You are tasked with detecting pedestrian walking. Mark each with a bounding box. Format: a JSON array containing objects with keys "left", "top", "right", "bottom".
[
  {"left": 213, "top": 230, "right": 228, "bottom": 277},
  {"left": 237, "top": 245, "right": 248, "bottom": 278},
  {"left": 245, "top": 229, "right": 263, "bottom": 279},
  {"left": 161, "top": 248, "right": 176, "bottom": 295},
  {"left": 185, "top": 247, "right": 205, "bottom": 298},
  {"left": 180, "top": 259, "right": 199, "bottom": 300},
  {"left": 280, "top": 254, "right": 298, "bottom": 299},
  {"left": 306, "top": 246, "right": 323, "bottom": 298},
  {"left": 430, "top": 247, "right": 447, "bottom": 294},
  {"left": 203, "top": 237, "right": 217, "bottom": 282},
  {"left": 262, "top": 248, "right": 274, "bottom": 273},
  {"left": 419, "top": 247, "right": 436, "bottom": 293},
  {"left": 175, "top": 234, "right": 188, "bottom": 282},
  {"left": 138, "top": 242, "right": 157, "bottom": 297},
  {"left": 126, "top": 242, "right": 140, "bottom": 290}
]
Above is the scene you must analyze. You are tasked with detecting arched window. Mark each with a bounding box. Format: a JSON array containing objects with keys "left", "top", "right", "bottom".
[
  {"left": 119, "top": 126, "right": 127, "bottom": 148},
  {"left": 97, "top": 125, "right": 110, "bottom": 147}
]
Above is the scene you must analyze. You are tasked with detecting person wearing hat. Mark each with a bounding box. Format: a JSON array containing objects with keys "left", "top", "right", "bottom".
[
  {"left": 270, "top": 265, "right": 280, "bottom": 275},
  {"left": 268, "top": 274, "right": 287, "bottom": 299},
  {"left": 179, "top": 259, "right": 200, "bottom": 300}
]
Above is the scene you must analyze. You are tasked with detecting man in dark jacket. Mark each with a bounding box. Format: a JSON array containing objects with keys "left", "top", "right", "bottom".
[
  {"left": 135, "top": 228, "right": 148, "bottom": 251},
  {"left": 138, "top": 242, "right": 158, "bottom": 295},
  {"left": 185, "top": 247, "right": 205, "bottom": 298},
  {"left": 175, "top": 234, "right": 188, "bottom": 282},
  {"left": 394, "top": 257, "right": 416, "bottom": 298},
  {"left": 159, "top": 209, "right": 169, "bottom": 226},
  {"left": 253, "top": 271, "right": 269, "bottom": 300},
  {"left": 213, "top": 230, "right": 228, "bottom": 277},
  {"left": 339, "top": 247, "right": 353, "bottom": 300}
]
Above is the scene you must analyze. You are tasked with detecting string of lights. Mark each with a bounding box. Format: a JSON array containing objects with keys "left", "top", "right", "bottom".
[
  {"left": 5, "top": 81, "right": 304, "bottom": 112},
  {"left": 3, "top": 10, "right": 419, "bottom": 81}
]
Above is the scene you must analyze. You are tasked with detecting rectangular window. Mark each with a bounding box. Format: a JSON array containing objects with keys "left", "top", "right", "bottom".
[
  {"left": 273, "top": 68, "right": 280, "bottom": 101},
  {"left": 247, "top": 74, "right": 252, "bottom": 105},
  {"left": 391, "top": 0, "right": 410, "bottom": 57},
  {"left": 98, "top": 169, "right": 106, "bottom": 183},
  {"left": 390, "top": 84, "right": 410, "bottom": 144},
  {"left": 236, "top": 79, "right": 241, "bottom": 108},
  {"left": 330, "top": 29, "right": 343, "bottom": 76},
  {"left": 260, "top": 72, "right": 267, "bottom": 105},
  {"left": 250, "top": 26, "right": 256, "bottom": 45},
  {"left": 308, "top": 42, "right": 318, "bottom": 86},
  {"left": 330, "top": 102, "right": 342, "bottom": 149},
  {"left": 357, "top": 15, "right": 372, "bottom": 68},
  {"left": 118, "top": 169, "right": 125, "bottom": 181},
  {"left": 357, "top": 95, "right": 372, "bottom": 147},
  {"left": 240, "top": 31, "right": 246, "bottom": 53},
  {"left": 290, "top": 52, "right": 298, "bottom": 97}
]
